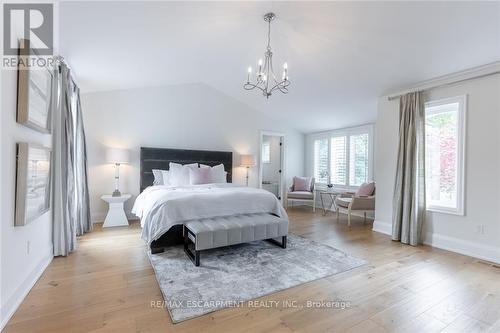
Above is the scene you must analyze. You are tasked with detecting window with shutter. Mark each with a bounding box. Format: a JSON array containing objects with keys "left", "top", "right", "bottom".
[
  {"left": 309, "top": 125, "right": 373, "bottom": 188},
  {"left": 349, "top": 133, "right": 369, "bottom": 186},
  {"left": 330, "top": 136, "right": 347, "bottom": 185},
  {"left": 313, "top": 138, "right": 329, "bottom": 184}
]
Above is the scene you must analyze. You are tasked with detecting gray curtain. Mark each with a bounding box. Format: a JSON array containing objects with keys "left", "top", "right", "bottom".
[
  {"left": 52, "top": 61, "right": 92, "bottom": 256},
  {"left": 392, "top": 92, "right": 426, "bottom": 246},
  {"left": 73, "top": 85, "right": 92, "bottom": 235}
]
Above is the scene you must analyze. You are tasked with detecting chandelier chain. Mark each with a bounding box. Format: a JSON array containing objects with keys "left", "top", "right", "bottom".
[{"left": 267, "top": 20, "right": 271, "bottom": 51}]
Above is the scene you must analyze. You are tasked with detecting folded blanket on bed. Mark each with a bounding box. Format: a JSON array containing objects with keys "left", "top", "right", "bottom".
[{"left": 132, "top": 184, "right": 288, "bottom": 244}]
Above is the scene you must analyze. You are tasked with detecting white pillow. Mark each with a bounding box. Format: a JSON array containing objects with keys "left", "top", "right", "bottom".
[
  {"left": 200, "top": 164, "right": 227, "bottom": 183},
  {"left": 160, "top": 170, "right": 171, "bottom": 186},
  {"left": 152, "top": 169, "right": 165, "bottom": 185},
  {"left": 169, "top": 162, "right": 198, "bottom": 186}
]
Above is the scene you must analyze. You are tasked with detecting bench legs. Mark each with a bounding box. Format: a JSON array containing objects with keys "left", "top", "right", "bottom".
[
  {"left": 183, "top": 226, "right": 200, "bottom": 266},
  {"left": 183, "top": 224, "right": 288, "bottom": 267},
  {"left": 267, "top": 235, "right": 287, "bottom": 249},
  {"left": 150, "top": 246, "right": 165, "bottom": 254}
]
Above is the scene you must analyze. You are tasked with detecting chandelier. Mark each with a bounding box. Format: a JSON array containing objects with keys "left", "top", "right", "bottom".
[{"left": 244, "top": 12, "right": 290, "bottom": 98}]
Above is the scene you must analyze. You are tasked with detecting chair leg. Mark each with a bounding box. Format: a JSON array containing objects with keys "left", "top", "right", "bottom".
[
  {"left": 312, "top": 200, "right": 316, "bottom": 212},
  {"left": 347, "top": 209, "right": 352, "bottom": 229},
  {"left": 336, "top": 208, "right": 339, "bottom": 221},
  {"left": 364, "top": 212, "right": 367, "bottom": 224}
]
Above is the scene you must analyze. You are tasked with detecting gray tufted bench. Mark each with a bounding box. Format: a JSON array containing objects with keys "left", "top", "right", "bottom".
[{"left": 183, "top": 213, "right": 288, "bottom": 266}]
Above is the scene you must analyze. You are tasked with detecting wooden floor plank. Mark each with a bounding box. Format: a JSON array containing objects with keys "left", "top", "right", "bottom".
[{"left": 4, "top": 207, "right": 499, "bottom": 333}]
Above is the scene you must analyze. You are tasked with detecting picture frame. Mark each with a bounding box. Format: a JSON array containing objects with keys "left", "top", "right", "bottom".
[
  {"left": 16, "top": 39, "right": 53, "bottom": 133},
  {"left": 15, "top": 143, "right": 52, "bottom": 226}
]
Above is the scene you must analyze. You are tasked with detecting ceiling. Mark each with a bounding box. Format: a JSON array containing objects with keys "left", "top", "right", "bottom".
[{"left": 59, "top": 1, "right": 500, "bottom": 133}]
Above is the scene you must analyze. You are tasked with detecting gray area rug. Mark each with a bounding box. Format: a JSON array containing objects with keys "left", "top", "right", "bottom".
[{"left": 148, "top": 234, "right": 366, "bottom": 323}]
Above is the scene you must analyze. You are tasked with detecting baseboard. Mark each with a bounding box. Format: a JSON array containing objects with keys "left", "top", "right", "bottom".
[
  {"left": 423, "top": 233, "right": 500, "bottom": 265},
  {"left": 0, "top": 249, "right": 53, "bottom": 330},
  {"left": 371, "top": 220, "right": 500, "bottom": 264},
  {"left": 372, "top": 220, "right": 392, "bottom": 235}
]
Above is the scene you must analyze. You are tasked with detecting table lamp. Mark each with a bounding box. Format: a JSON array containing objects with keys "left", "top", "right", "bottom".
[
  {"left": 239, "top": 154, "right": 255, "bottom": 186},
  {"left": 106, "top": 148, "right": 130, "bottom": 197}
]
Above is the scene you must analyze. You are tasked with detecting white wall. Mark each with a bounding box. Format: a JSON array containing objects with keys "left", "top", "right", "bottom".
[
  {"left": 0, "top": 3, "right": 59, "bottom": 326},
  {"left": 374, "top": 73, "right": 500, "bottom": 263},
  {"left": 81, "top": 83, "right": 305, "bottom": 222},
  {"left": 0, "top": 72, "right": 54, "bottom": 327}
]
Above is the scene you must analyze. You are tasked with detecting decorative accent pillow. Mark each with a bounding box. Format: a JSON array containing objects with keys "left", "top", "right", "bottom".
[
  {"left": 169, "top": 163, "right": 198, "bottom": 186},
  {"left": 356, "top": 182, "right": 375, "bottom": 196},
  {"left": 200, "top": 164, "right": 227, "bottom": 183},
  {"left": 293, "top": 176, "right": 312, "bottom": 192},
  {"left": 189, "top": 167, "right": 212, "bottom": 185},
  {"left": 152, "top": 169, "right": 164, "bottom": 185}
]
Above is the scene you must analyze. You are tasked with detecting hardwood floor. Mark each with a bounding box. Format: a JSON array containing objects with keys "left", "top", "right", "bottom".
[{"left": 4, "top": 207, "right": 500, "bottom": 333}]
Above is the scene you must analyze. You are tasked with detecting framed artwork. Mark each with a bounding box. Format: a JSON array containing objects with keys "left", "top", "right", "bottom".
[
  {"left": 15, "top": 143, "right": 52, "bottom": 226},
  {"left": 16, "top": 39, "right": 53, "bottom": 133}
]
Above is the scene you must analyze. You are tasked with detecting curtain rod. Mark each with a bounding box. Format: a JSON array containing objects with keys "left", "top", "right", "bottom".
[
  {"left": 54, "top": 55, "right": 79, "bottom": 84},
  {"left": 387, "top": 70, "right": 500, "bottom": 101},
  {"left": 54, "top": 55, "right": 70, "bottom": 67}
]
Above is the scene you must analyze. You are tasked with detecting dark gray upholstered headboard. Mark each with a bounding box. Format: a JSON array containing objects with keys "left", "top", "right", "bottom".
[{"left": 140, "top": 147, "right": 233, "bottom": 192}]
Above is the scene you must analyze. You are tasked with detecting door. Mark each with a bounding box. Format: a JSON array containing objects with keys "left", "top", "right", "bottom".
[{"left": 260, "top": 132, "right": 284, "bottom": 201}]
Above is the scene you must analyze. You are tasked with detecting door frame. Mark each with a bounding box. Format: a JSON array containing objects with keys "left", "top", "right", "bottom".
[{"left": 259, "top": 130, "right": 286, "bottom": 204}]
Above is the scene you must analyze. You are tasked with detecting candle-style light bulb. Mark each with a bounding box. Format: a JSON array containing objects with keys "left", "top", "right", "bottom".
[
  {"left": 248, "top": 66, "right": 252, "bottom": 73},
  {"left": 247, "top": 66, "right": 252, "bottom": 83},
  {"left": 258, "top": 59, "right": 263, "bottom": 74},
  {"left": 283, "top": 62, "right": 288, "bottom": 70}
]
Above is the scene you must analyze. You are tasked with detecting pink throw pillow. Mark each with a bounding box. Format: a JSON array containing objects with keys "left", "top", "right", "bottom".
[
  {"left": 200, "top": 164, "right": 227, "bottom": 183},
  {"left": 293, "top": 176, "right": 311, "bottom": 192},
  {"left": 356, "top": 182, "right": 375, "bottom": 196},
  {"left": 189, "top": 167, "right": 212, "bottom": 185}
]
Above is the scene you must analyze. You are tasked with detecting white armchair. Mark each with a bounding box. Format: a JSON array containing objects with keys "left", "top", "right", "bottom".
[
  {"left": 286, "top": 177, "right": 316, "bottom": 212},
  {"left": 335, "top": 182, "right": 375, "bottom": 228}
]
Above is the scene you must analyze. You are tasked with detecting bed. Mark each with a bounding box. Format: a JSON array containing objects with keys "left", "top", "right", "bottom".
[{"left": 133, "top": 147, "right": 288, "bottom": 254}]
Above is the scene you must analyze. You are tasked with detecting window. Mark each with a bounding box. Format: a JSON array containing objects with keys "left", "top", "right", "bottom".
[
  {"left": 349, "top": 133, "right": 369, "bottom": 186},
  {"left": 262, "top": 142, "right": 271, "bottom": 164},
  {"left": 313, "top": 138, "right": 329, "bottom": 183},
  {"left": 425, "top": 95, "right": 466, "bottom": 215},
  {"left": 330, "top": 136, "right": 347, "bottom": 185},
  {"left": 311, "top": 125, "right": 373, "bottom": 187}
]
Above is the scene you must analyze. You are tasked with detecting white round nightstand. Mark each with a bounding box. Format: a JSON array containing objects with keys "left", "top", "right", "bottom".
[{"left": 101, "top": 194, "right": 132, "bottom": 228}]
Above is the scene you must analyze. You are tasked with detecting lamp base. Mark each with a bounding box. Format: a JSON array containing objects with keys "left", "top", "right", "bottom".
[
  {"left": 112, "top": 190, "right": 122, "bottom": 197},
  {"left": 246, "top": 166, "right": 249, "bottom": 186}
]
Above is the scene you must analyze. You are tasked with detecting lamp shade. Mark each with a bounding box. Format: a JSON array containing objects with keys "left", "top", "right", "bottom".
[
  {"left": 239, "top": 154, "right": 255, "bottom": 167},
  {"left": 106, "top": 148, "right": 130, "bottom": 164}
]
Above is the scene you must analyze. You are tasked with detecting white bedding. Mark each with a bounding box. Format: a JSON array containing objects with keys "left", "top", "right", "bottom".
[{"left": 132, "top": 183, "right": 288, "bottom": 244}]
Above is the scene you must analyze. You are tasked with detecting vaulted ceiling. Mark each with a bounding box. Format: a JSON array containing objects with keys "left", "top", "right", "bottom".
[{"left": 60, "top": 1, "right": 500, "bottom": 132}]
